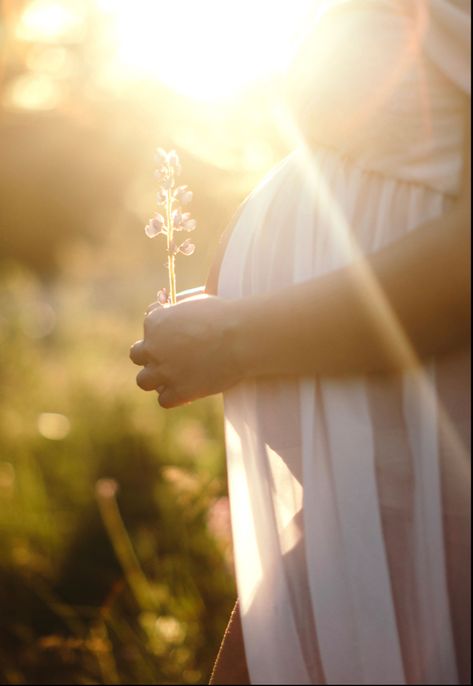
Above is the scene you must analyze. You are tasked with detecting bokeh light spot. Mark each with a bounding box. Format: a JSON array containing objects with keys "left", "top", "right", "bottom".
[
  {"left": 16, "top": 0, "right": 85, "bottom": 43},
  {"left": 3, "top": 73, "right": 62, "bottom": 111},
  {"left": 37, "top": 412, "right": 71, "bottom": 440}
]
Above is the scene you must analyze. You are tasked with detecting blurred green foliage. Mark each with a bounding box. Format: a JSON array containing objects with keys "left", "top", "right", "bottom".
[{"left": 0, "top": 264, "right": 236, "bottom": 684}]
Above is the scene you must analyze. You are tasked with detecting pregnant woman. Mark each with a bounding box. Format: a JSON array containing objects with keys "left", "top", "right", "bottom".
[{"left": 130, "top": 1, "right": 471, "bottom": 683}]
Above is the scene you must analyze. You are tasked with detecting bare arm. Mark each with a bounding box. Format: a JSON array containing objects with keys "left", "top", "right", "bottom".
[
  {"left": 231, "top": 192, "right": 470, "bottom": 378},
  {"left": 230, "top": 110, "right": 470, "bottom": 378}
]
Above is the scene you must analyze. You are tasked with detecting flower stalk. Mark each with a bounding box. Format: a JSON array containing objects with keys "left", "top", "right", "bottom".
[{"left": 144, "top": 149, "right": 196, "bottom": 305}]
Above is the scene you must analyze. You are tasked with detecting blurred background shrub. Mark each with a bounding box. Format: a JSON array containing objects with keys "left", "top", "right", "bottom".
[{"left": 0, "top": 262, "right": 237, "bottom": 684}]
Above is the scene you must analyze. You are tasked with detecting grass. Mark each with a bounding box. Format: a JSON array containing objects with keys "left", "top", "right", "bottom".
[{"left": 0, "top": 261, "right": 235, "bottom": 685}]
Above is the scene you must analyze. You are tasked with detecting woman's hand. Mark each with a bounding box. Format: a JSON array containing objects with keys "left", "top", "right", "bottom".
[{"left": 129, "top": 295, "right": 242, "bottom": 408}]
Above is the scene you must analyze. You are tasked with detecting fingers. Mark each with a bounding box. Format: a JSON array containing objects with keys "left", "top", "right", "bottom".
[
  {"left": 158, "top": 387, "right": 184, "bottom": 409},
  {"left": 129, "top": 340, "right": 147, "bottom": 365},
  {"left": 134, "top": 360, "right": 186, "bottom": 407},
  {"left": 136, "top": 370, "right": 185, "bottom": 408},
  {"left": 136, "top": 365, "right": 163, "bottom": 391},
  {"left": 145, "top": 300, "right": 165, "bottom": 316}
]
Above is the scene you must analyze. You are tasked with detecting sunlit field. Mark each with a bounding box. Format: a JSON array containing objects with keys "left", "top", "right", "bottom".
[{"left": 0, "top": 0, "right": 312, "bottom": 683}]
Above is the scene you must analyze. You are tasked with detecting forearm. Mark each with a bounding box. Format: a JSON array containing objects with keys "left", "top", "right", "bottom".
[{"left": 227, "top": 204, "right": 471, "bottom": 379}]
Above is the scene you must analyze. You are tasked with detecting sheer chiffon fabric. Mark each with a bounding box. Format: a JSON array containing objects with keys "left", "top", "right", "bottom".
[{"left": 218, "top": 2, "right": 470, "bottom": 684}]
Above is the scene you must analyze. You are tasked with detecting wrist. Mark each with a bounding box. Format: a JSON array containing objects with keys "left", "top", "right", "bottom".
[
  {"left": 223, "top": 295, "right": 269, "bottom": 381},
  {"left": 222, "top": 298, "right": 254, "bottom": 382},
  {"left": 221, "top": 300, "right": 246, "bottom": 382}
]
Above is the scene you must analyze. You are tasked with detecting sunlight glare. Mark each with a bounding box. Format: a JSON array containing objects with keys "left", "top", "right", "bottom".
[
  {"left": 97, "top": 0, "right": 312, "bottom": 100},
  {"left": 17, "top": 0, "right": 84, "bottom": 43},
  {"left": 274, "top": 104, "right": 471, "bottom": 479}
]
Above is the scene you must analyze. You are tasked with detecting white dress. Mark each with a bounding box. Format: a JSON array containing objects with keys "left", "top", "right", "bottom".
[{"left": 217, "top": 1, "right": 470, "bottom": 684}]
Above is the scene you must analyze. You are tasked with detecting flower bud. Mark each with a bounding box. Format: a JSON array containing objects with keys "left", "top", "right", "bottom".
[
  {"left": 183, "top": 218, "right": 197, "bottom": 232},
  {"left": 179, "top": 238, "right": 195, "bottom": 256},
  {"left": 167, "top": 150, "right": 180, "bottom": 170},
  {"left": 144, "top": 214, "right": 165, "bottom": 238},
  {"left": 162, "top": 175, "right": 173, "bottom": 190},
  {"left": 155, "top": 148, "right": 168, "bottom": 165},
  {"left": 157, "top": 288, "right": 169, "bottom": 304},
  {"left": 172, "top": 209, "right": 182, "bottom": 227},
  {"left": 154, "top": 168, "right": 167, "bottom": 183},
  {"left": 156, "top": 188, "right": 167, "bottom": 205},
  {"left": 175, "top": 185, "right": 193, "bottom": 205}
]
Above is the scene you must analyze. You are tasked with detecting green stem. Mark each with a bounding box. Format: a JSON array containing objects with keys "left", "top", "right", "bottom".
[
  {"left": 168, "top": 253, "right": 176, "bottom": 305},
  {"left": 166, "top": 169, "right": 177, "bottom": 304},
  {"left": 96, "top": 490, "right": 155, "bottom": 610}
]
